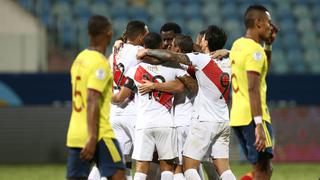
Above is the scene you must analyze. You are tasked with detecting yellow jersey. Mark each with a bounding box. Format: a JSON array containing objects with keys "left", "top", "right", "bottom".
[
  {"left": 229, "top": 37, "right": 271, "bottom": 126},
  {"left": 67, "top": 49, "right": 115, "bottom": 148}
]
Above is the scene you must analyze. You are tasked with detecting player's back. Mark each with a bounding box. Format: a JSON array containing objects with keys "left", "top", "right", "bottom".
[
  {"left": 229, "top": 37, "right": 270, "bottom": 126},
  {"left": 68, "top": 49, "right": 115, "bottom": 148},
  {"left": 186, "top": 53, "right": 231, "bottom": 122},
  {"left": 110, "top": 43, "right": 143, "bottom": 116},
  {"left": 127, "top": 62, "right": 186, "bottom": 130}
]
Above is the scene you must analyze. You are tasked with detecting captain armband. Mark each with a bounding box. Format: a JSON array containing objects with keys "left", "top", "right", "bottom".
[{"left": 123, "top": 77, "right": 137, "bottom": 92}]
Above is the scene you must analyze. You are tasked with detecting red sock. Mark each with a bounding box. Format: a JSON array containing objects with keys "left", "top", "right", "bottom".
[{"left": 240, "top": 172, "right": 253, "bottom": 180}]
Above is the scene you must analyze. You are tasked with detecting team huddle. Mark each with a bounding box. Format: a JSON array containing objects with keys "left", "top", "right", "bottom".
[{"left": 66, "top": 4, "right": 278, "bottom": 180}]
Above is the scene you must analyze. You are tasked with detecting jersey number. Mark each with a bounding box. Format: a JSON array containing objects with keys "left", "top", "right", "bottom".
[
  {"left": 73, "top": 76, "right": 85, "bottom": 112},
  {"left": 219, "top": 72, "right": 230, "bottom": 99},
  {"left": 143, "top": 74, "right": 166, "bottom": 101}
]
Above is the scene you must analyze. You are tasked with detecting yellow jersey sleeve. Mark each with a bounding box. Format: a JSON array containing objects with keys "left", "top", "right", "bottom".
[
  {"left": 245, "top": 49, "right": 265, "bottom": 74},
  {"left": 87, "top": 62, "right": 110, "bottom": 93}
]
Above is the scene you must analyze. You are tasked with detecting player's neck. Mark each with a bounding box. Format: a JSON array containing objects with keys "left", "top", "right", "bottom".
[
  {"left": 87, "top": 45, "right": 105, "bottom": 54},
  {"left": 245, "top": 29, "right": 261, "bottom": 44}
]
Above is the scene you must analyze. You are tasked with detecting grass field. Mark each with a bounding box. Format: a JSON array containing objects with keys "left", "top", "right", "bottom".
[{"left": 0, "top": 163, "right": 319, "bottom": 180}]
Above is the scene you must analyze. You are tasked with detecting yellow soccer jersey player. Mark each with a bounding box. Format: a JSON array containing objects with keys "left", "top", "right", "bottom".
[
  {"left": 230, "top": 37, "right": 271, "bottom": 126},
  {"left": 67, "top": 49, "right": 115, "bottom": 148}
]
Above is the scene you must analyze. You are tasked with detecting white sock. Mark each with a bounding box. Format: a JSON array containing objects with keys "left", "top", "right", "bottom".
[
  {"left": 161, "top": 171, "right": 174, "bottom": 180},
  {"left": 184, "top": 169, "right": 201, "bottom": 180},
  {"left": 198, "top": 163, "right": 205, "bottom": 180},
  {"left": 101, "top": 178, "right": 107, "bottom": 180},
  {"left": 220, "top": 170, "right": 236, "bottom": 180},
  {"left": 134, "top": 172, "right": 147, "bottom": 180},
  {"left": 88, "top": 166, "right": 101, "bottom": 180},
  {"left": 173, "top": 173, "right": 185, "bottom": 180}
]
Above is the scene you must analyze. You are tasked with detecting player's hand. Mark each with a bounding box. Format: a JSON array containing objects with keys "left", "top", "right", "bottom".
[
  {"left": 265, "top": 23, "right": 279, "bottom": 45},
  {"left": 113, "top": 40, "right": 124, "bottom": 51},
  {"left": 80, "top": 137, "right": 96, "bottom": 161},
  {"left": 210, "top": 49, "right": 229, "bottom": 60},
  {"left": 254, "top": 124, "right": 266, "bottom": 152},
  {"left": 136, "top": 49, "right": 149, "bottom": 60},
  {"left": 138, "top": 79, "right": 155, "bottom": 95}
]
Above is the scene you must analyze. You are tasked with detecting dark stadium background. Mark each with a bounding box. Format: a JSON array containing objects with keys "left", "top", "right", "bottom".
[{"left": 0, "top": 0, "right": 319, "bottom": 178}]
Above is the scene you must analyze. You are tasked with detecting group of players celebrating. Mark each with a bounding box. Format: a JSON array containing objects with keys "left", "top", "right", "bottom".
[{"left": 66, "top": 4, "right": 278, "bottom": 180}]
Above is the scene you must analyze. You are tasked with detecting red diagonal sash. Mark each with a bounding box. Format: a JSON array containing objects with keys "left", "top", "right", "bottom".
[{"left": 134, "top": 65, "right": 173, "bottom": 109}]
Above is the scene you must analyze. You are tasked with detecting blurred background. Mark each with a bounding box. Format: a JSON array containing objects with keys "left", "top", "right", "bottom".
[{"left": 0, "top": 0, "right": 319, "bottom": 178}]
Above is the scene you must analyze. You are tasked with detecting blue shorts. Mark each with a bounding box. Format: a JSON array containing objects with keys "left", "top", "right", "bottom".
[
  {"left": 233, "top": 120, "right": 273, "bottom": 164},
  {"left": 66, "top": 138, "right": 125, "bottom": 179}
]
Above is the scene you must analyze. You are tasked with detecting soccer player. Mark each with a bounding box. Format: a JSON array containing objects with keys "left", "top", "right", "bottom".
[
  {"left": 139, "top": 35, "right": 198, "bottom": 180},
  {"left": 113, "top": 32, "right": 186, "bottom": 180},
  {"left": 229, "top": 5, "right": 277, "bottom": 180},
  {"left": 66, "top": 15, "right": 125, "bottom": 180},
  {"left": 110, "top": 20, "right": 149, "bottom": 179},
  {"left": 160, "top": 22, "right": 182, "bottom": 49},
  {"left": 136, "top": 25, "right": 236, "bottom": 180}
]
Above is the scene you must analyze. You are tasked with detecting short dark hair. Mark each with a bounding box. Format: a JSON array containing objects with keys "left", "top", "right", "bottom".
[
  {"left": 204, "top": 25, "right": 227, "bottom": 52},
  {"left": 160, "top": 22, "right": 182, "bottom": 34},
  {"left": 126, "top": 20, "right": 147, "bottom": 40},
  {"left": 244, "top": 5, "right": 268, "bottom": 28},
  {"left": 88, "top": 15, "right": 111, "bottom": 37},
  {"left": 174, "top": 35, "right": 193, "bottom": 53},
  {"left": 144, "top": 32, "right": 162, "bottom": 49},
  {"left": 198, "top": 30, "right": 206, "bottom": 36}
]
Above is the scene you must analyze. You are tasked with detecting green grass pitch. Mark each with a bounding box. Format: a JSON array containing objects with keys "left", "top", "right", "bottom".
[{"left": 0, "top": 163, "right": 319, "bottom": 180}]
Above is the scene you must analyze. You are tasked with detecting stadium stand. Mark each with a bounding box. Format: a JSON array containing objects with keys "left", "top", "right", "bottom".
[{"left": 16, "top": 0, "right": 320, "bottom": 74}]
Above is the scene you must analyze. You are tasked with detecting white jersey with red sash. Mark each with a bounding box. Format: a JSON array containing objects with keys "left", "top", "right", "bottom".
[
  {"left": 127, "top": 62, "right": 187, "bottom": 130},
  {"left": 186, "top": 53, "right": 231, "bottom": 122},
  {"left": 110, "top": 43, "right": 143, "bottom": 116}
]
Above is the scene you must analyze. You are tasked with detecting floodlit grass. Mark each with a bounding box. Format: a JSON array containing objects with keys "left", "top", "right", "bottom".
[{"left": 0, "top": 163, "right": 319, "bottom": 180}]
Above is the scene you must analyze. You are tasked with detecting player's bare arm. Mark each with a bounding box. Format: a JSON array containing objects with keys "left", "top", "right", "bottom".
[
  {"left": 210, "top": 49, "right": 230, "bottom": 60},
  {"left": 112, "top": 86, "right": 133, "bottom": 104},
  {"left": 141, "top": 55, "right": 163, "bottom": 65},
  {"left": 176, "top": 75, "right": 198, "bottom": 96},
  {"left": 247, "top": 72, "right": 266, "bottom": 152},
  {"left": 80, "top": 89, "right": 100, "bottom": 161},
  {"left": 137, "top": 49, "right": 192, "bottom": 66},
  {"left": 138, "top": 78, "right": 184, "bottom": 95}
]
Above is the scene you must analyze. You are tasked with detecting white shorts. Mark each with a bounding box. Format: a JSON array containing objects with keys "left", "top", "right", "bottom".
[
  {"left": 132, "top": 127, "right": 178, "bottom": 161},
  {"left": 183, "top": 121, "right": 230, "bottom": 161},
  {"left": 176, "top": 125, "right": 190, "bottom": 165},
  {"left": 110, "top": 115, "right": 135, "bottom": 156}
]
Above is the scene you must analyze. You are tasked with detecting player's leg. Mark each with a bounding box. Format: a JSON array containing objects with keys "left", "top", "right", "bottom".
[
  {"left": 66, "top": 148, "right": 91, "bottom": 180},
  {"left": 155, "top": 127, "right": 179, "bottom": 180},
  {"left": 174, "top": 126, "right": 189, "bottom": 180},
  {"left": 122, "top": 115, "right": 136, "bottom": 179},
  {"left": 95, "top": 139, "right": 126, "bottom": 180},
  {"left": 133, "top": 128, "right": 156, "bottom": 180},
  {"left": 252, "top": 121, "right": 273, "bottom": 180},
  {"left": 211, "top": 122, "right": 236, "bottom": 180},
  {"left": 182, "top": 121, "right": 213, "bottom": 180},
  {"left": 233, "top": 121, "right": 273, "bottom": 180}
]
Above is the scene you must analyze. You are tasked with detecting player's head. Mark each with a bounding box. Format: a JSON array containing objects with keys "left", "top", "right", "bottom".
[
  {"left": 125, "top": 20, "right": 149, "bottom": 45},
  {"left": 160, "top": 22, "right": 182, "bottom": 49},
  {"left": 201, "top": 25, "right": 227, "bottom": 52},
  {"left": 88, "top": 15, "right": 112, "bottom": 47},
  {"left": 244, "top": 5, "right": 272, "bottom": 41},
  {"left": 196, "top": 30, "right": 206, "bottom": 45},
  {"left": 171, "top": 35, "right": 193, "bottom": 53},
  {"left": 144, "top": 32, "right": 163, "bottom": 49}
]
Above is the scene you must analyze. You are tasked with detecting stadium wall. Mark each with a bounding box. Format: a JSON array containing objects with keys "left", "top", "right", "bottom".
[{"left": 0, "top": 0, "right": 47, "bottom": 73}]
